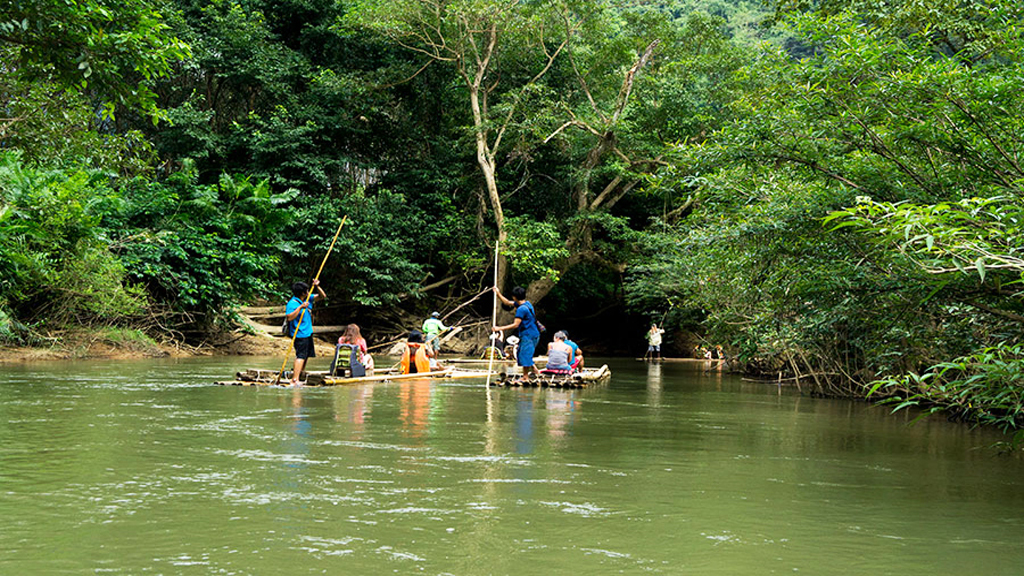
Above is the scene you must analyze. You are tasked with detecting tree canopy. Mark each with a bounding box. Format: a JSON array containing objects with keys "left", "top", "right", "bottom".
[{"left": 2, "top": 0, "right": 1023, "bottom": 436}]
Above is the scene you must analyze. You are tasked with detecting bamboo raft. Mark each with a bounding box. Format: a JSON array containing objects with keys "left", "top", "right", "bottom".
[
  {"left": 215, "top": 367, "right": 497, "bottom": 387},
  {"left": 491, "top": 364, "right": 611, "bottom": 388},
  {"left": 442, "top": 355, "right": 549, "bottom": 365},
  {"left": 634, "top": 357, "right": 705, "bottom": 363}
]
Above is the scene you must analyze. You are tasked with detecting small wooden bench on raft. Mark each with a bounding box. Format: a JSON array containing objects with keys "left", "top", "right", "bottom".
[{"left": 493, "top": 364, "right": 610, "bottom": 388}]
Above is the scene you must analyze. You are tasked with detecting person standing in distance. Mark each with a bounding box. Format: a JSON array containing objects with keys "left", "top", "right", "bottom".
[
  {"left": 646, "top": 323, "right": 665, "bottom": 361},
  {"left": 285, "top": 279, "right": 326, "bottom": 385},
  {"left": 422, "top": 311, "right": 449, "bottom": 349},
  {"left": 492, "top": 286, "right": 541, "bottom": 381}
]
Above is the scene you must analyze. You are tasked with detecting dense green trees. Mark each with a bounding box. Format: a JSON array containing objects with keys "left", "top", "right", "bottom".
[
  {"left": 3, "top": 0, "right": 1021, "bottom": 436},
  {"left": 627, "top": 1, "right": 1024, "bottom": 432},
  {"left": 1, "top": 0, "right": 188, "bottom": 120}
]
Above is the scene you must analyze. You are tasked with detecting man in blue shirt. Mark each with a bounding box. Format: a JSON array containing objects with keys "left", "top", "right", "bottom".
[
  {"left": 561, "top": 330, "right": 584, "bottom": 369},
  {"left": 285, "top": 279, "right": 326, "bottom": 385},
  {"left": 492, "top": 286, "right": 541, "bottom": 381}
]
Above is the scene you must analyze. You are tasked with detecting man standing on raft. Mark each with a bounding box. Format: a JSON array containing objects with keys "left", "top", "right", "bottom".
[
  {"left": 284, "top": 279, "right": 327, "bottom": 385},
  {"left": 492, "top": 286, "right": 540, "bottom": 381},
  {"left": 421, "top": 311, "right": 450, "bottom": 350}
]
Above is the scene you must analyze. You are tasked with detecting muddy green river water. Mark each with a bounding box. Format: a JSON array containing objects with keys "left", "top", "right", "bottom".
[{"left": 1, "top": 356, "right": 1023, "bottom": 574}]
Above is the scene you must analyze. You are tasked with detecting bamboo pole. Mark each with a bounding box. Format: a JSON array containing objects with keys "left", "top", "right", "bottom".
[
  {"left": 273, "top": 215, "right": 348, "bottom": 385},
  {"left": 483, "top": 239, "right": 499, "bottom": 387}
]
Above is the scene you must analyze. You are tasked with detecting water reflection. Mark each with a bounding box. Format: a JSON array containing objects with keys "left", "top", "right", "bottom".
[
  {"left": 646, "top": 362, "right": 662, "bottom": 407},
  {"left": 2, "top": 357, "right": 1024, "bottom": 575},
  {"left": 344, "top": 385, "right": 374, "bottom": 438},
  {"left": 399, "top": 379, "right": 433, "bottom": 440},
  {"left": 545, "top": 389, "right": 579, "bottom": 439},
  {"left": 515, "top": 391, "right": 535, "bottom": 455},
  {"left": 283, "top": 388, "right": 311, "bottom": 457}
]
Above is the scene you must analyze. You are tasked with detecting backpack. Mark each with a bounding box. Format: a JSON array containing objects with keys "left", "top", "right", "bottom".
[
  {"left": 525, "top": 302, "right": 546, "bottom": 333},
  {"left": 281, "top": 297, "right": 301, "bottom": 336}
]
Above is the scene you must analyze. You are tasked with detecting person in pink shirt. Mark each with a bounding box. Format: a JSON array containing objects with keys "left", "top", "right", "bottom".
[{"left": 338, "top": 324, "right": 374, "bottom": 374}]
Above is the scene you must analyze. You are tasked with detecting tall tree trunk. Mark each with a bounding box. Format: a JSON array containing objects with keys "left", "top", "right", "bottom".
[
  {"left": 469, "top": 84, "right": 509, "bottom": 292},
  {"left": 469, "top": 84, "right": 512, "bottom": 327}
]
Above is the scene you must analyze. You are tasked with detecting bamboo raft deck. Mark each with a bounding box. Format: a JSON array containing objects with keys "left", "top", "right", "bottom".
[
  {"left": 441, "top": 355, "right": 548, "bottom": 365},
  {"left": 491, "top": 364, "right": 611, "bottom": 388},
  {"left": 215, "top": 367, "right": 497, "bottom": 387},
  {"left": 634, "top": 357, "right": 705, "bottom": 363},
  {"left": 215, "top": 363, "right": 610, "bottom": 388}
]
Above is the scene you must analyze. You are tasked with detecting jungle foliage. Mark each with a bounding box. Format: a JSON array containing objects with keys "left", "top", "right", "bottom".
[
  {"left": 2, "top": 0, "right": 1022, "bottom": 435},
  {"left": 626, "top": 1, "right": 1024, "bottom": 433}
]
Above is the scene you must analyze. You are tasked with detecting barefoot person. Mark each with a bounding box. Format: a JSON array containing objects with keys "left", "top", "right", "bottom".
[
  {"left": 492, "top": 286, "right": 541, "bottom": 381},
  {"left": 284, "top": 279, "right": 326, "bottom": 385}
]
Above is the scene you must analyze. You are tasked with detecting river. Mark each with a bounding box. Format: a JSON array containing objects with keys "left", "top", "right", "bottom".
[{"left": 1, "top": 356, "right": 1022, "bottom": 574}]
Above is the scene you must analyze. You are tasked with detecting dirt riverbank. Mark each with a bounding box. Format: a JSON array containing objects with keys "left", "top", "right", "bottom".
[{"left": 0, "top": 331, "right": 335, "bottom": 363}]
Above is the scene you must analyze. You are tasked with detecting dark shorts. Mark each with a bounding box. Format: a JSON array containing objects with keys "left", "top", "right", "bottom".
[
  {"left": 294, "top": 336, "right": 316, "bottom": 360},
  {"left": 518, "top": 335, "right": 539, "bottom": 367}
]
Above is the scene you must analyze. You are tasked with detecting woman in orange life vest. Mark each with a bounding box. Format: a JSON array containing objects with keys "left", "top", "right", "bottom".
[{"left": 400, "top": 330, "right": 435, "bottom": 374}]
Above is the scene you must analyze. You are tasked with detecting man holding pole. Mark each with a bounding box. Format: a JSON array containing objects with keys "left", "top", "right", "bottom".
[
  {"left": 284, "top": 279, "right": 327, "bottom": 386},
  {"left": 422, "top": 311, "right": 450, "bottom": 349},
  {"left": 492, "top": 286, "right": 541, "bottom": 381}
]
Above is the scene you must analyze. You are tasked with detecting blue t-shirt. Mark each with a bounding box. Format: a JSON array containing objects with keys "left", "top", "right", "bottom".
[
  {"left": 285, "top": 295, "right": 315, "bottom": 338},
  {"left": 564, "top": 339, "right": 579, "bottom": 364},
  {"left": 515, "top": 301, "right": 541, "bottom": 339}
]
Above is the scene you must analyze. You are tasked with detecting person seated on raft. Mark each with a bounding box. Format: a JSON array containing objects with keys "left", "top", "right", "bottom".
[
  {"left": 561, "top": 330, "right": 583, "bottom": 370},
  {"left": 338, "top": 323, "right": 374, "bottom": 375},
  {"left": 542, "top": 331, "right": 575, "bottom": 374},
  {"left": 483, "top": 332, "right": 505, "bottom": 360},
  {"left": 504, "top": 335, "right": 519, "bottom": 362},
  {"left": 400, "top": 330, "right": 438, "bottom": 374}
]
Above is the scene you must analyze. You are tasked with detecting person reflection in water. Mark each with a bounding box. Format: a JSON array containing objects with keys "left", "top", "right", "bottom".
[{"left": 546, "top": 390, "right": 579, "bottom": 439}]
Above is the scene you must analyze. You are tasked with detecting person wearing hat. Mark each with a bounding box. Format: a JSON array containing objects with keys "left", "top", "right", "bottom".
[{"left": 421, "top": 311, "right": 450, "bottom": 348}]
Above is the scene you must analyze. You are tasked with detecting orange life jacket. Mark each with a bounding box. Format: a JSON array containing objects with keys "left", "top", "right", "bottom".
[{"left": 400, "top": 343, "right": 432, "bottom": 374}]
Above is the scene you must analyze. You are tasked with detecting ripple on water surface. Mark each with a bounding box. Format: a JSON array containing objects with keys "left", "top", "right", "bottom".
[{"left": 2, "top": 358, "right": 1024, "bottom": 574}]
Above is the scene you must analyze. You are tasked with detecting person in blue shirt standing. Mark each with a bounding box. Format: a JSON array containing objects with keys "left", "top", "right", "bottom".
[
  {"left": 492, "top": 286, "right": 541, "bottom": 381},
  {"left": 285, "top": 279, "right": 327, "bottom": 385}
]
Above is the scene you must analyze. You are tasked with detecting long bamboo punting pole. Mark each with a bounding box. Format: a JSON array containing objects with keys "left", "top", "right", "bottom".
[
  {"left": 485, "top": 240, "right": 500, "bottom": 391},
  {"left": 273, "top": 215, "right": 348, "bottom": 385}
]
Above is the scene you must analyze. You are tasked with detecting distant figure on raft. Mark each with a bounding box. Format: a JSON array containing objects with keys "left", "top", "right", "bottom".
[
  {"left": 421, "top": 311, "right": 450, "bottom": 349},
  {"left": 284, "top": 279, "right": 327, "bottom": 385},
  {"left": 400, "top": 330, "right": 439, "bottom": 374},
  {"left": 492, "top": 286, "right": 541, "bottom": 381},
  {"left": 645, "top": 323, "right": 665, "bottom": 361}
]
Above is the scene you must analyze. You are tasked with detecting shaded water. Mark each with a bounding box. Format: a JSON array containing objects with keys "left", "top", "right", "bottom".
[{"left": 1, "top": 357, "right": 1023, "bottom": 574}]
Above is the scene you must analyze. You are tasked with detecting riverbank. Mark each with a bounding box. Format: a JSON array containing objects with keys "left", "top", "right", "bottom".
[{"left": 0, "top": 328, "right": 334, "bottom": 363}]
